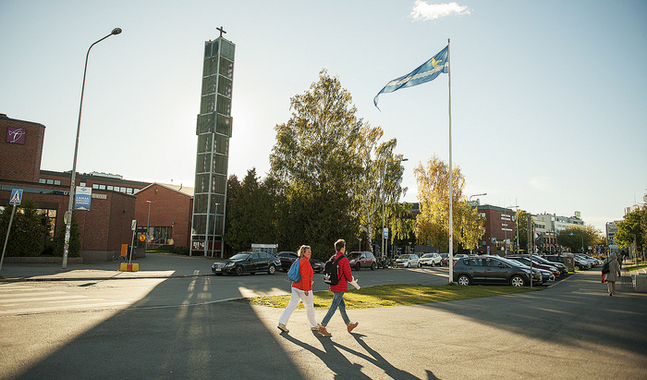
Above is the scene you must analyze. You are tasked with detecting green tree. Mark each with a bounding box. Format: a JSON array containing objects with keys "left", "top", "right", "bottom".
[
  {"left": 614, "top": 207, "right": 646, "bottom": 254},
  {"left": 413, "top": 155, "right": 483, "bottom": 253},
  {"left": 224, "top": 169, "right": 280, "bottom": 253},
  {"left": 516, "top": 209, "right": 532, "bottom": 253},
  {"left": 52, "top": 211, "right": 81, "bottom": 257},
  {"left": 269, "top": 70, "right": 363, "bottom": 260},
  {"left": 0, "top": 199, "right": 47, "bottom": 257},
  {"left": 556, "top": 225, "right": 603, "bottom": 253},
  {"left": 352, "top": 125, "right": 407, "bottom": 252}
]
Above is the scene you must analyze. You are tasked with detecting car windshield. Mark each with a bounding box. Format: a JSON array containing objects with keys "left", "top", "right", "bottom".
[
  {"left": 348, "top": 252, "right": 361, "bottom": 259},
  {"left": 230, "top": 253, "right": 250, "bottom": 260},
  {"left": 399, "top": 255, "right": 411, "bottom": 259},
  {"left": 421, "top": 254, "right": 433, "bottom": 258},
  {"left": 497, "top": 257, "right": 524, "bottom": 267}
]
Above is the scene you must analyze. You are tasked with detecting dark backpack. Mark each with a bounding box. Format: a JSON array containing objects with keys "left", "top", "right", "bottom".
[
  {"left": 287, "top": 258, "right": 302, "bottom": 282},
  {"left": 323, "top": 255, "right": 344, "bottom": 286},
  {"left": 601, "top": 261, "right": 610, "bottom": 274}
]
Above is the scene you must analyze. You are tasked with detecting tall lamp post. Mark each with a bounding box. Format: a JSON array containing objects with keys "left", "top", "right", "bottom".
[
  {"left": 381, "top": 157, "right": 407, "bottom": 260},
  {"left": 62, "top": 28, "right": 122, "bottom": 270},
  {"left": 146, "top": 201, "right": 152, "bottom": 251}
]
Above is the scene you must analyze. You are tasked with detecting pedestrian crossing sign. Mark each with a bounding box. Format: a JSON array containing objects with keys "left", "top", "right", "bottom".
[{"left": 9, "top": 189, "right": 23, "bottom": 205}]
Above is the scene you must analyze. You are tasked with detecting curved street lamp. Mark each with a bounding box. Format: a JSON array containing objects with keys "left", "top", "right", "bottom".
[{"left": 63, "top": 28, "right": 122, "bottom": 270}]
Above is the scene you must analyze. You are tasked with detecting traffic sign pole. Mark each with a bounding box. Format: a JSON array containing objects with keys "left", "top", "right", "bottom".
[{"left": 1, "top": 190, "right": 23, "bottom": 276}]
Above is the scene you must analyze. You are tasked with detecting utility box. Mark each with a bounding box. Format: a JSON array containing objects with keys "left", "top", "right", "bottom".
[{"left": 562, "top": 253, "right": 575, "bottom": 272}]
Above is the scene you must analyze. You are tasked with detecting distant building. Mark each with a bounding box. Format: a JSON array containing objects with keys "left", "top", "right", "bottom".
[
  {"left": 1, "top": 113, "right": 194, "bottom": 261},
  {"left": 532, "top": 213, "right": 585, "bottom": 253},
  {"left": 475, "top": 204, "right": 517, "bottom": 255}
]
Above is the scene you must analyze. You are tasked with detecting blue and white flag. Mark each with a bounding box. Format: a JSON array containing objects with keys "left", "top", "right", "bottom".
[{"left": 374, "top": 45, "right": 449, "bottom": 109}]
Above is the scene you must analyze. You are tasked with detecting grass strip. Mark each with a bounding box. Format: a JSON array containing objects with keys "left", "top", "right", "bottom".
[{"left": 237, "top": 284, "right": 542, "bottom": 309}]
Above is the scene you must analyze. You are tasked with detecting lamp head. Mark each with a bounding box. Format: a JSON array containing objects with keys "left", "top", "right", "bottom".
[{"left": 111, "top": 28, "right": 122, "bottom": 35}]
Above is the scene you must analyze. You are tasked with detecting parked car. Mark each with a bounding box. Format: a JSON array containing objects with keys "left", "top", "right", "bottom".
[
  {"left": 531, "top": 254, "right": 568, "bottom": 275},
  {"left": 506, "top": 258, "right": 555, "bottom": 284},
  {"left": 347, "top": 251, "right": 377, "bottom": 271},
  {"left": 395, "top": 254, "right": 420, "bottom": 268},
  {"left": 506, "top": 256, "right": 561, "bottom": 277},
  {"left": 419, "top": 253, "right": 442, "bottom": 267},
  {"left": 440, "top": 254, "right": 450, "bottom": 266},
  {"left": 575, "top": 254, "right": 597, "bottom": 268},
  {"left": 212, "top": 251, "right": 280, "bottom": 276},
  {"left": 452, "top": 255, "right": 542, "bottom": 287},
  {"left": 277, "top": 251, "right": 298, "bottom": 271},
  {"left": 277, "top": 251, "right": 324, "bottom": 273}
]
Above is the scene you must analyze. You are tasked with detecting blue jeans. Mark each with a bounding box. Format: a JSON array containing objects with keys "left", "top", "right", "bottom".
[{"left": 321, "top": 292, "right": 350, "bottom": 326}]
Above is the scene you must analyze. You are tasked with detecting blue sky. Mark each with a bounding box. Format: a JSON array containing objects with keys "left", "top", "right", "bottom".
[{"left": 1, "top": 0, "right": 646, "bottom": 233}]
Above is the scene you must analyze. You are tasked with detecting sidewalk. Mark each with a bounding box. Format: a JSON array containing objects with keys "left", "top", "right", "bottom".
[{"left": 0, "top": 253, "right": 215, "bottom": 282}]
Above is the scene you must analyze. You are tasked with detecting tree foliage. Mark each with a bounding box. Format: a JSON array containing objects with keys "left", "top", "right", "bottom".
[
  {"left": 413, "top": 155, "right": 483, "bottom": 252},
  {"left": 352, "top": 125, "right": 408, "bottom": 252},
  {"left": 614, "top": 207, "right": 646, "bottom": 254},
  {"left": 0, "top": 199, "right": 47, "bottom": 257},
  {"left": 269, "top": 70, "right": 365, "bottom": 260},
  {"left": 556, "top": 225, "right": 603, "bottom": 253},
  {"left": 224, "top": 170, "right": 279, "bottom": 253},
  {"left": 516, "top": 209, "right": 532, "bottom": 252}
]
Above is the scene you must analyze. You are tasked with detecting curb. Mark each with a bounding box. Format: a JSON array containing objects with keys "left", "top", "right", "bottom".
[{"left": 0, "top": 272, "right": 216, "bottom": 283}]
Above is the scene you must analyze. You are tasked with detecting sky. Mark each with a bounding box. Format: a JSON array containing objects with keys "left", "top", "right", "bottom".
[{"left": 1, "top": 0, "right": 646, "bottom": 233}]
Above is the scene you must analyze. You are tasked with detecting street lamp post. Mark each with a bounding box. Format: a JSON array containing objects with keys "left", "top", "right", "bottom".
[
  {"left": 146, "top": 201, "right": 151, "bottom": 251},
  {"left": 381, "top": 157, "right": 407, "bottom": 260},
  {"left": 62, "top": 28, "right": 122, "bottom": 270}
]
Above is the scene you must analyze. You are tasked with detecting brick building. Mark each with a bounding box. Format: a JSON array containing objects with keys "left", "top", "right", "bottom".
[
  {"left": 1, "top": 113, "right": 193, "bottom": 261},
  {"left": 476, "top": 204, "right": 518, "bottom": 255},
  {"left": 134, "top": 183, "right": 193, "bottom": 249}
]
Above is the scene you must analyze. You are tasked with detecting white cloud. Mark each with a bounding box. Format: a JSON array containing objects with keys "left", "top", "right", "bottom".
[{"left": 410, "top": 1, "right": 471, "bottom": 21}]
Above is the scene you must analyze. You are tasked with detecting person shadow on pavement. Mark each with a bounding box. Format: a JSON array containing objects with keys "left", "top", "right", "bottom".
[{"left": 279, "top": 331, "right": 427, "bottom": 379}]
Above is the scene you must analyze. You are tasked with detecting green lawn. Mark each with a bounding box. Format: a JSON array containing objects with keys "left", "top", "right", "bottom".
[{"left": 237, "top": 284, "right": 543, "bottom": 309}]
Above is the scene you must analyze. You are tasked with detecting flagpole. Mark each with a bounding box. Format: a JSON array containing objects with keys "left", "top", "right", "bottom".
[{"left": 447, "top": 38, "right": 454, "bottom": 284}]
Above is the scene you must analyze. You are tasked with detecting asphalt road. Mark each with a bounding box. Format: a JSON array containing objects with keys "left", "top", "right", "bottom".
[{"left": 0, "top": 255, "right": 645, "bottom": 380}]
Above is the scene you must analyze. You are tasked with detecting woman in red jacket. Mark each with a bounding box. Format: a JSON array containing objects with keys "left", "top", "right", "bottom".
[
  {"left": 277, "top": 245, "right": 318, "bottom": 333},
  {"left": 318, "top": 239, "right": 358, "bottom": 337}
]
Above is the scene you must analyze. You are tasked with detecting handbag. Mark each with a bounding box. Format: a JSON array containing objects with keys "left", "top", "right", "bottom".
[{"left": 601, "top": 272, "right": 606, "bottom": 283}]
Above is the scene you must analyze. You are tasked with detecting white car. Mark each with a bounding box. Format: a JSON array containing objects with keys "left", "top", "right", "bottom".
[
  {"left": 419, "top": 253, "right": 442, "bottom": 267},
  {"left": 395, "top": 254, "right": 420, "bottom": 268}
]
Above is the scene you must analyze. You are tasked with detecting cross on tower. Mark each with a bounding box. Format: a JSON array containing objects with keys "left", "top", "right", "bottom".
[{"left": 216, "top": 26, "right": 226, "bottom": 38}]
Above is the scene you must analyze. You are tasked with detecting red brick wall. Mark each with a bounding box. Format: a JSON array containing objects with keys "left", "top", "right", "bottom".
[
  {"left": 135, "top": 184, "right": 193, "bottom": 247},
  {"left": 0, "top": 115, "right": 45, "bottom": 183}
]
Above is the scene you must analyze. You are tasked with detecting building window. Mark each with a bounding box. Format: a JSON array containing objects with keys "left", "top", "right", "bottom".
[
  {"left": 80, "top": 182, "right": 86, "bottom": 187},
  {"left": 39, "top": 178, "right": 46, "bottom": 184},
  {"left": 107, "top": 185, "right": 114, "bottom": 191},
  {"left": 92, "top": 184, "right": 99, "bottom": 189},
  {"left": 54, "top": 180, "right": 61, "bottom": 185},
  {"left": 99, "top": 184, "right": 106, "bottom": 190},
  {"left": 46, "top": 179, "right": 54, "bottom": 185}
]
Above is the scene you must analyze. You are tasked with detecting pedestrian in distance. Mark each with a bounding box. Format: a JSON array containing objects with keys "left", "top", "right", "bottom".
[
  {"left": 277, "top": 245, "right": 320, "bottom": 333},
  {"left": 604, "top": 252, "right": 622, "bottom": 296},
  {"left": 318, "top": 239, "right": 358, "bottom": 337}
]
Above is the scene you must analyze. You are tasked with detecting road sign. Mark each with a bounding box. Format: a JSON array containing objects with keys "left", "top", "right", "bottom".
[
  {"left": 139, "top": 234, "right": 146, "bottom": 242},
  {"left": 131, "top": 220, "right": 137, "bottom": 231},
  {"left": 9, "top": 189, "right": 23, "bottom": 205}
]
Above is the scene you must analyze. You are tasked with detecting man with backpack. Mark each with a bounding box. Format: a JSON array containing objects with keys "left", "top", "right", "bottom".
[{"left": 318, "top": 239, "right": 358, "bottom": 337}]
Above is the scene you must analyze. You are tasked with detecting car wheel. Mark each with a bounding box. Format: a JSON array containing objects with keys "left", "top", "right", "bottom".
[
  {"left": 406, "top": 262, "right": 410, "bottom": 268},
  {"left": 370, "top": 263, "right": 376, "bottom": 270},
  {"left": 268, "top": 264, "right": 276, "bottom": 275},
  {"left": 235, "top": 266, "right": 244, "bottom": 276},
  {"left": 457, "top": 275, "right": 471, "bottom": 286},
  {"left": 417, "top": 262, "right": 421, "bottom": 268},
  {"left": 431, "top": 261, "right": 435, "bottom": 267},
  {"left": 510, "top": 275, "right": 525, "bottom": 287},
  {"left": 355, "top": 263, "right": 361, "bottom": 271}
]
